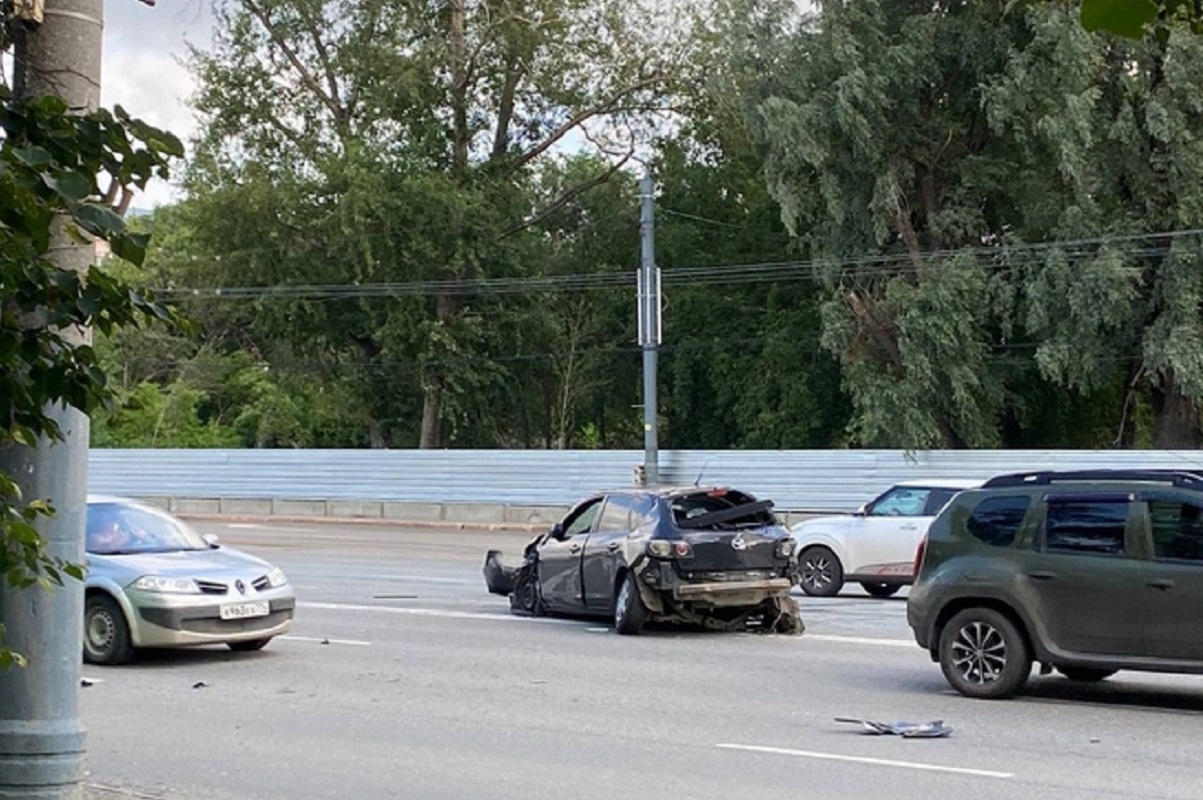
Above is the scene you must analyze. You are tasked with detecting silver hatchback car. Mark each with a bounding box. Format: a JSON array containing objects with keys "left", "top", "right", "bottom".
[{"left": 84, "top": 496, "right": 295, "bottom": 665}]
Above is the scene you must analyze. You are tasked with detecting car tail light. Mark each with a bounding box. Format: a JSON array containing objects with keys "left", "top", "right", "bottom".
[
  {"left": 913, "top": 536, "right": 928, "bottom": 577},
  {"left": 647, "top": 540, "right": 693, "bottom": 559}
]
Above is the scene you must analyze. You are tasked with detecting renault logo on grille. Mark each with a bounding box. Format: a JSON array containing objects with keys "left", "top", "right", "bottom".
[
  {"left": 730, "top": 534, "right": 747, "bottom": 550},
  {"left": 235, "top": 579, "right": 246, "bottom": 595}
]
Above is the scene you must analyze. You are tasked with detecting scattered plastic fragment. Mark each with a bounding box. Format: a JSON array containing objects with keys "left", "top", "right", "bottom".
[
  {"left": 835, "top": 718, "right": 953, "bottom": 738},
  {"left": 192, "top": 681, "right": 208, "bottom": 689}
]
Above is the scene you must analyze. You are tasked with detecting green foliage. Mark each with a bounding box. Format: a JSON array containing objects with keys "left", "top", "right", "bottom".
[
  {"left": 0, "top": 91, "right": 182, "bottom": 666},
  {"left": 1079, "top": 0, "right": 1203, "bottom": 38},
  {"left": 740, "top": 0, "right": 1203, "bottom": 448}
]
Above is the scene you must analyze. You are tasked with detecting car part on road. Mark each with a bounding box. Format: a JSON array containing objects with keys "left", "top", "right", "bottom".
[
  {"left": 835, "top": 718, "right": 953, "bottom": 738},
  {"left": 859, "top": 582, "right": 902, "bottom": 598},
  {"left": 938, "top": 607, "right": 1031, "bottom": 699},
  {"left": 84, "top": 594, "right": 133, "bottom": 666},
  {"left": 799, "top": 546, "right": 843, "bottom": 597}
]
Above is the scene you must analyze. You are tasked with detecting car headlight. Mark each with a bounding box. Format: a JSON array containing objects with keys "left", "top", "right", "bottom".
[
  {"left": 775, "top": 539, "right": 796, "bottom": 559},
  {"left": 132, "top": 576, "right": 201, "bottom": 594},
  {"left": 266, "top": 567, "right": 288, "bottom": 588}
]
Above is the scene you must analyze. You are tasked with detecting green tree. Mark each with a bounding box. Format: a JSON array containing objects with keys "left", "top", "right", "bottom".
[
  {"left": 179, "top": 0, "right": 685, "bottom": 448},
  {"left": 739, "top": 0, "right": 1203, "bottom": 448}
]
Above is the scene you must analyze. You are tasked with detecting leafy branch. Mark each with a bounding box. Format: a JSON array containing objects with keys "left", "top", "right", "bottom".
[{"left": 0, "top": 89, "right": 184, "bottom": 668}]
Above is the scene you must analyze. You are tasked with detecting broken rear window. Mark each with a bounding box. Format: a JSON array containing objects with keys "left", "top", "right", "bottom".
[{"left": 670, "top": 490, "right": 778, "bottom": 529}]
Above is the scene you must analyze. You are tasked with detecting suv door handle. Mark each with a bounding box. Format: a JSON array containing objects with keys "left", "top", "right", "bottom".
[
  {"left": 1026, "top": 571, "right": 1057, "bottom": 581},
  {"left": 569, "top": 544, "right": 583, "bottom": 555},
  {"left": 606, "top": 542, "right": 621, "bottom": 552},
  {"left": 1147, "top": 578, "right": 1175, "bottom": 591}
]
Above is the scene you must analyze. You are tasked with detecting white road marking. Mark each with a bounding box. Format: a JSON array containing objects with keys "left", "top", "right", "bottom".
[
  {"left": 81, "top": 676, "right": 104, "bottom": 684},
  {"left": 298, "top": 601, "right": 579, "bottom": 625},
  {"left": 803, "top": 634, "right": 916, "bottom": 648},
  {"left": 585, "top": 627, "right": 611, "bottom": 633},
  {"left": 297, "top": 602, "right": 921, "bottom": 644},
  {"left": 279, "top": 635, "right": 372, "bottom": 646},
  {"left": 226, "top": 523, "right": 264, "bottom": 529},
  {"left": 358, "top": 574, "right": 477, "bottom": 584},
  {"left": 716, "top": 744, "right": 1013, "bottom": 779}
]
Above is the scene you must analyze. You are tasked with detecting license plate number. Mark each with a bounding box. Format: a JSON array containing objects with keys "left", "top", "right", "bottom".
[{"left": 220, "top": 601, "right": 270, "bottom": 620}]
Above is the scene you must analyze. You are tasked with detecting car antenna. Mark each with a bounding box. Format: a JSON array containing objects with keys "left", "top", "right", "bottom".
[{"left": 694, "top": 460, "right": 710, "bottom": 486}]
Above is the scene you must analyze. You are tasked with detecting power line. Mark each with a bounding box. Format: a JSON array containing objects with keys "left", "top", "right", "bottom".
[{"left": 156, "top": 231, "right": 1203, "bottom": 302}]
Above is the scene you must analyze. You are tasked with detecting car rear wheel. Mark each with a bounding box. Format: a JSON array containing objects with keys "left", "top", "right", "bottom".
[
  {"left": 1056, "top": 666, "right": 1116, "bottom": 682},
  {"left": 939, "top": 607, "right": 1031, "bottom": 699},
  {"left": 860, "top": 582, "right": 902, "bottom": 598},
  {"left": 799, "top": 547, "right": 844, "bottom": 597},
  {"left": 228, "top": 638, "right": 273, "bottom": 652},
  {"left": 84, "top": 594, "right": 134, "bottom": 666},
  {"left": 614, "top": 573, "right": 646, "bottom": 635}
]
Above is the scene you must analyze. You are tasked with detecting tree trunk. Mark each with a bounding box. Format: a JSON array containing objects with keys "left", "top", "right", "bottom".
[
  {"left": 1152, "top": 369, "right": 1201, "bottom": 449},
  {"left": 419, "top": 0, "right": 469, "bottom": 450}
]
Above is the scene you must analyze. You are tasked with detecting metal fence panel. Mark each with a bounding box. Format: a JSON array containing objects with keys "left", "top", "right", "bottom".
[{"left": 87, "top": 449, "right": 1203, "bottom": 512}]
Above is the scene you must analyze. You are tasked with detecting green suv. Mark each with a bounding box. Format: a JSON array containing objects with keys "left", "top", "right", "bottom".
[{"left": 907, "top": 469, "right": 1203, "bottom": 699}]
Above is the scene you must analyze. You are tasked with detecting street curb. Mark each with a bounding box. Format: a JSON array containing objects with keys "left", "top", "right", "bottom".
[{"left": 173, "top": 512, "right": 545, "bottom": 534}]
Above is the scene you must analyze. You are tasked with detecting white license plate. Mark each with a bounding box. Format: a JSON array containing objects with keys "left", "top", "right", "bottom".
[{"left": 220, "top": 601, "right": 270, "bottom": 620}]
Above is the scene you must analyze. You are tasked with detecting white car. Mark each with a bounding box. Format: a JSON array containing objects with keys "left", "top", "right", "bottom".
[{"left": 791, "top": 480, "right": 981, "bottom": 597}]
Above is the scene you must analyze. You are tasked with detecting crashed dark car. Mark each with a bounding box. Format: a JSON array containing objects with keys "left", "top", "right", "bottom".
[{"left": 483, "top": 486, "right": 803, "bottom": 635}]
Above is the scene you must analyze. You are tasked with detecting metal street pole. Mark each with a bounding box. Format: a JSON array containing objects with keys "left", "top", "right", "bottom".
[
  {"left": 639, "top": 174, "right": 660, "bottom": 486},
  {"left": 0, "top": 1, "right": 103, "bottom": 797}
]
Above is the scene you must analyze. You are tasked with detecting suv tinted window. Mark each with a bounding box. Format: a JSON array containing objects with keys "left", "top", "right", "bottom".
[
  {"left": 1148, "top": 499, "right": 1203, "bottom": 562},
  {"left": 1044, "top": 500, "right": 1127, "bottom": 555},
  {"left": 966, "top": 496, "right": 1030, "bottom": 547}
]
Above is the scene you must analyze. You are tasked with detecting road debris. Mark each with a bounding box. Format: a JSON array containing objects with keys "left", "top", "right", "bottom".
[
  {"left": 835, "top": 718, "right": 953, "bottom": 738},
  {"left": 192, "top": 681, "right": 209, "bottom": 690}
]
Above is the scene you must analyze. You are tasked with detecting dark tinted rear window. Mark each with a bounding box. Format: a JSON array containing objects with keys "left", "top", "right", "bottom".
[
  {"left": 1044, "top": 500, "right": 1128, "bottom": 555},
  {"left": 966, "top": 496, "right": 1030, "bottom": 547}
]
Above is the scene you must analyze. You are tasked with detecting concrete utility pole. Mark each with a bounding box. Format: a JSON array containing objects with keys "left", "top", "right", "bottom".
[
  {"left": 0, "top": 1, "right": 103, "bottom": 797},
  {"left": 638, "top": 173, "right": 661, "bottom": 485}
]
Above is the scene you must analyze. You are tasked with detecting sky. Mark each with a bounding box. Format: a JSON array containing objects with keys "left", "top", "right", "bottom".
[{"left": 103, "top": 0, "right": 215, "bottom": 207}]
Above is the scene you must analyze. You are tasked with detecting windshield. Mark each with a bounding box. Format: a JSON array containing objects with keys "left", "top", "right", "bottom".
[{"left": 86, "top": 502, "right": 210, "bottom": 555}]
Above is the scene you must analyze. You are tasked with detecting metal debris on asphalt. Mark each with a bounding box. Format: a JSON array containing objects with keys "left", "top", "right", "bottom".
[
  {"left": 192, "top": 681, "right": 209, "bottom": 689},
  {"left": 835, "top": 718, "right": 953, "bottom": 738}
]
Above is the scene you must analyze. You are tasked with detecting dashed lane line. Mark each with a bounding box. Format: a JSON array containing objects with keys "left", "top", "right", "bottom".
[{"left": 716, "top": 743, "right": 1013, "bottom": 779}]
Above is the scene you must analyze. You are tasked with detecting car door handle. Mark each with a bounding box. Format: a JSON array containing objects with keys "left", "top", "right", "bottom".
[
  {"left": 1026, "top": 571, "right": 1057, "bottom": 581},
  {"left": 606, "top": 542, "right": 621, "bottom": 552},
  {"left": 1147, "top": 578, "right": 1175, "bottom": 591},
  {"left": 569, "top": 544, "right": 582, "bottom": 555}
]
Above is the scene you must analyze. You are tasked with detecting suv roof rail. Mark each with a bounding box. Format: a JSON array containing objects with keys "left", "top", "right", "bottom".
[{"left": 982, "top": 469, "right": 1203, "bottom": 489}]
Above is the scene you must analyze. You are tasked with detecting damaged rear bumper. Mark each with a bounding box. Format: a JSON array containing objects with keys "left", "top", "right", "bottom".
[{"left": 672, "top": 578, "right": 794, "bottom": 607}]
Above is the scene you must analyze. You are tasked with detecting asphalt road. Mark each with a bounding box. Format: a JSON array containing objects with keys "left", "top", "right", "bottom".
[{"left": 81, "top": 519, "right": 1203, "bottom": 800}]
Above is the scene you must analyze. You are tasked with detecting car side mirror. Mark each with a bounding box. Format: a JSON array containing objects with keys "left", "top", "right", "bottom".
[
  {"left": 550, "top": 523, "right": 565, "bottom": 540},
  {"left": 202, "top": 533, "right": 220, "bottom": 549},
  {"left": 853, "top": 504, "right": 868, "bottom": 517}
]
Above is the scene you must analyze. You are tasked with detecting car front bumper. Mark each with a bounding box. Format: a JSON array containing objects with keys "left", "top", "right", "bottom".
[{"left": 127, "top": 591, "right": 296, "bottom": 647}]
